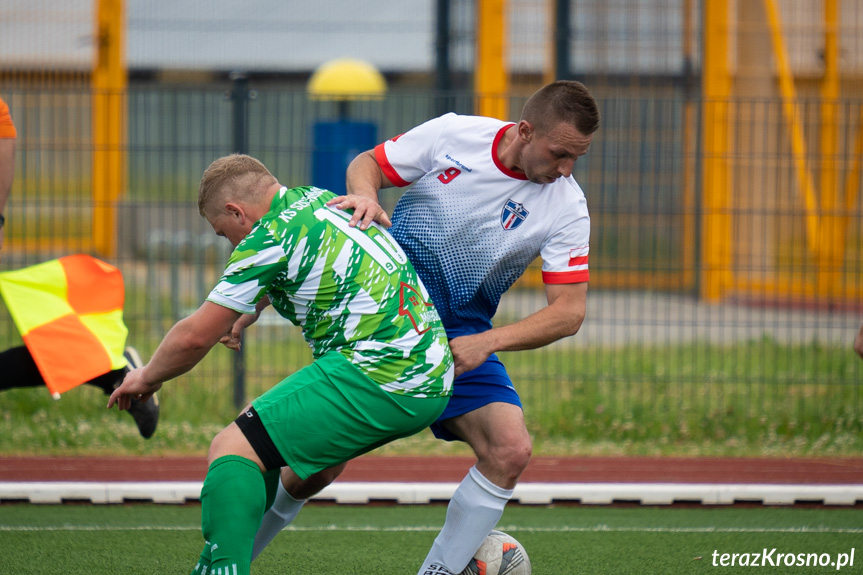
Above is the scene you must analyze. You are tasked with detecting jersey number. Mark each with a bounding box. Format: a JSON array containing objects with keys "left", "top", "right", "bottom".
[
  {"left": 314, "top": 207, "right": 408, "bottom": 274},
  {"left": 437, "top": 167, "right": 461, "bottom": 184}
]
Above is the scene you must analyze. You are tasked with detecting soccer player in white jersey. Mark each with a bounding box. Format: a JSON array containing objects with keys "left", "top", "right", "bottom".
[{"left": 251, "top": 80, "right": 599, "bottom": 574}]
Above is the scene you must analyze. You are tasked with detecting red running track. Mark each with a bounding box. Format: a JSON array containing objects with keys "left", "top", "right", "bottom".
[{"left": 2, "top": 456, "right": 862, "bottom": 484}]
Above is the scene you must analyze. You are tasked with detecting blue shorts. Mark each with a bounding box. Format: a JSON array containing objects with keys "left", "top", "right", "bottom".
[{"left": 429, "top": 353, "right": 522, "bottom": 442}]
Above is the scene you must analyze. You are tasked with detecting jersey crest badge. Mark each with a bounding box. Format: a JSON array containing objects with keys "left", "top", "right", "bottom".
[{"left": 500, "top": 199, "right": 529, "bottom": 230}]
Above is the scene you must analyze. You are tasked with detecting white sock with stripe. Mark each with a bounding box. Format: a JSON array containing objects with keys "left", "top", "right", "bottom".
[{"left": 416, "top": 466, "right": 513, "bottom": 575}]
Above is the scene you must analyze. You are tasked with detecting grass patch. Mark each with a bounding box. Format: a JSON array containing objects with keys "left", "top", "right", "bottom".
[
  {"left": 507, "top": 341, "right": 863, "bottom": 457},
  {"left": 0, "top": 330, "right": 859, "bottom": 457}
]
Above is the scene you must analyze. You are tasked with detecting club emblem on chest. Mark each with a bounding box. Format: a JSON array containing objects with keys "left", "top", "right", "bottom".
[{"left": 500, "top": 199, "right": 529, "bottom": 230}]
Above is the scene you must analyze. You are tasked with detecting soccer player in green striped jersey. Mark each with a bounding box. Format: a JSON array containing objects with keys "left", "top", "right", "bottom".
[{"left": 108, "top": 154, "right": 453, "bottom": 575}]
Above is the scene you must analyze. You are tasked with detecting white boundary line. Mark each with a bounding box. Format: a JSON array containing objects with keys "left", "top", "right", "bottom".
[
  {"left": 1, "top": 482, "right": 862, "bottom": 505},
  {"left": 1, "top": 525, "right": 862, "bottom": 533}
]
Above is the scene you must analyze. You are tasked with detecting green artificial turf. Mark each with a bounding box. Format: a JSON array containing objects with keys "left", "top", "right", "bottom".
[{"left": 2, "top": 503, "right": 860, "bottom": 574}]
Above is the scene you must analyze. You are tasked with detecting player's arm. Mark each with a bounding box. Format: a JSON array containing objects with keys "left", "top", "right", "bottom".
[
  {"left": 448, "top": 282, "right": 587, "bottom": 376},
  {"left": 327, "top": 149, "right": 395, "bottom": 230},
  {"left": 108, "top": 301, "right": 241, "bottom": 410}
]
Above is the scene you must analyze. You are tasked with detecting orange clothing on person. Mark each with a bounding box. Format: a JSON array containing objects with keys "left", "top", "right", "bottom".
[{"left": 0, "top": 97, "right": 16, "bottom": 139}]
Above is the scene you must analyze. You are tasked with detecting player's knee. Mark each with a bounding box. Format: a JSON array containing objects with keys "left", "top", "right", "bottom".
[
  {"left": 207, "top": 426, "right": 232, "bottom": 465},
  {"left": 484, "top": 438, "right": 532, "bottom": 479},
  {"left": 505, "top": 439, "right": 533, "bottom": 475}
]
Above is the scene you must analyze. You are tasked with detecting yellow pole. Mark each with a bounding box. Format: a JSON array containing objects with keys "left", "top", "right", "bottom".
[
  {"left": 818, "top": 0, "right": 842, "bottom": 298},
  {"left": 763, "top": 0, "right": 821, "bottom": 255},
  {"left": 475, "top": 0, "right": 509, "bottom": 120},
  {"left": 544, "top": 0, "right": 555, "bottom": 86},
  {"left": 701, "top": 0, "right": 733, "bottom": 301},
  {"left": 92, "top": 0, "right": 126, "bottom": 258},
  {"left": 837, "top": 108, "right": 863, "bottom": 297}
]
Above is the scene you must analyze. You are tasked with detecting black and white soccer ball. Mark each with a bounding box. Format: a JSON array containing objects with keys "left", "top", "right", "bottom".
[{"left": 461, "top": 530, "right": 531, "bottom": 575}]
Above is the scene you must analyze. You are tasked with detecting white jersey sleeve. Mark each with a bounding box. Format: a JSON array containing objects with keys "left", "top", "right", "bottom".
[
  {"left": 374, "top": 113, "right": 456, "bottom": 187},
  {"left": 539, "top": 179, "right": 590, "bottom": 284}
]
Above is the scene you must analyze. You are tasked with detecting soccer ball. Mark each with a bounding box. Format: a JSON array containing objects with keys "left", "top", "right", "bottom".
[{"left": 461, "top": 530, "right": 531, "bottom": 575}]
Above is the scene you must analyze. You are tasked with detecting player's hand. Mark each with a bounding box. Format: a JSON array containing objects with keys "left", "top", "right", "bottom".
[
  {"left": 448, "top": 334, "right": 494, "bottom": 377},
  {"left": 107, "top": 368, "right": 162, "bottom": 411},
  {"left": 220, "top": 313, "right": 258, "bottom": 351},
  {"left": 326, "top": 195, "right": 392, "bottom": 230}
]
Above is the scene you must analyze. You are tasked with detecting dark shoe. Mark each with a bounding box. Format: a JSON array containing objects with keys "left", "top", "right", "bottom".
[{"left": 123, "top": 346, "right": 159, "bottom": 439}]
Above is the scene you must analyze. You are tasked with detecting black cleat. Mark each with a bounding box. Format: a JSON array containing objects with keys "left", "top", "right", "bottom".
[{"left": 123, "top": 346, "right": 159, "bottom": 439}]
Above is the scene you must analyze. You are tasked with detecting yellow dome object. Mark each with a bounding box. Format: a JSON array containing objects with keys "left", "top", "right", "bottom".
[{"left": 308, "top": 58, "right": 387, "bottom": 101}]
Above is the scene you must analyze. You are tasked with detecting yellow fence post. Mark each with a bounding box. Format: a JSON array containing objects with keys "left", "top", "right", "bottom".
[
  {"left": 762, "top": 0, "right": 821, "bottom": 256},
  {"left": 544, "top": 0, "right": 555, "bottom": 86},
  {"left": 92, "top": 0, "right": 126, "bottom": 258},
  {"left": 701, "top": 0, "right": 733, "bottom": 301},
  {"left": 475, "top": 0, "right": 509, "bottom": 120},
  {"left": 818, "top": 0, "right": 842, "bottom": 299}
]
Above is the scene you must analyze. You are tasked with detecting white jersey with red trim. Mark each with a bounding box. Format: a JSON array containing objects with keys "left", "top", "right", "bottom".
[{"left": 378, "top": 113, "right": 590, "bottom": 337}]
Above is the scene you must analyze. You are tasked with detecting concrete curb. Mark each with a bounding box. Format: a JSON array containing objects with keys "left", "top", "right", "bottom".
[{"left": 3, "top": 481, "right": 861, "bottom": 506}]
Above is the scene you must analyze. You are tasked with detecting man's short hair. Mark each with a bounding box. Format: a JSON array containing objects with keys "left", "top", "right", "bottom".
[
  {"left": 520, "top": 80, "right": 600, "bottom": 137},
  {"left": 198, "top": 154, "right": 277, "bottom": 217}
]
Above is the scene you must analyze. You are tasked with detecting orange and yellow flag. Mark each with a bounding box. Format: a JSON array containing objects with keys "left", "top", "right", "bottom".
[{"left": 0, "top": 254, "right": 128, "bottom": 397}]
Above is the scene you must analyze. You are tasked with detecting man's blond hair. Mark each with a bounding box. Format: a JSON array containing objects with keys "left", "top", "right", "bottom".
[{"left": 198, "top": 154, "right": 278, "bottom": 217}]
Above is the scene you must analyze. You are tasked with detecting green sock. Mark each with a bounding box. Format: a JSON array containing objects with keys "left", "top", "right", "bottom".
[
  {"left": 263, "top": 468, "right": 280, "bottom": 512},
  {"left": 190, "top": 540, "right": 215, "bottom": 575},
  {"left": 198, "top": 455, "right": 266, "bottom": 575}
]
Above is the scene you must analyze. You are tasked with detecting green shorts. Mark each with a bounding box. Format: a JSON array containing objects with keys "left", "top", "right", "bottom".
[{"left": 250, "top": 351, "right": 449, "bottom": 480}]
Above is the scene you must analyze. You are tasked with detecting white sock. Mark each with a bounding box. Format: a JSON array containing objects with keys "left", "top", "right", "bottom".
[
  {"left": 417, "top": 466, "right": 513, "bottom": 575},
  {"left": 251, "top": 478, "right": 306, "bottom": 560}
]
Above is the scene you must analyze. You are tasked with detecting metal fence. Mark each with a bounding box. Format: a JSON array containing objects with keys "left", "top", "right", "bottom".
[
  {"left": 1, "top": 0, "right": 862, "bottom": 448},
  {"left": 0, "top": 84, "right": 860, "bottom": 438}
]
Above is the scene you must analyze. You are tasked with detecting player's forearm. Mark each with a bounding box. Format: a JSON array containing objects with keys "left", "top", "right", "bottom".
[
  {"left": 449, "top": 303, "right": 583, "bottom": 376},
  {"left": 485, "top": 282, "right": 587, "bottom": 353},
  {"left": 255, "top": 295, "right": 271, "bottom": 315},
  {"left": 486, "top": 304, "right": 584, "bottom": 353},
  {"left": 141, "top": 316, "right": 221, "bottom": 385},
  {"left": 346, "top": 149, "right": 387, "bottom": 200}
]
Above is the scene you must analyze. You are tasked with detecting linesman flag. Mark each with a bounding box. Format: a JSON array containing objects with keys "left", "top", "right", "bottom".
[{"left": 0, "top": 254, "right": 128, "bottom": 397}]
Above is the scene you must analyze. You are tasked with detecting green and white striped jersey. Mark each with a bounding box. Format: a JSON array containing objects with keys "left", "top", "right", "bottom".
[{"left": 207, "top": 186, "right": 453, "bottom": 398}]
